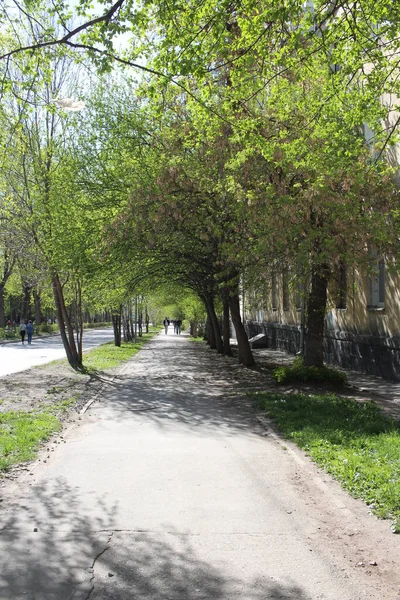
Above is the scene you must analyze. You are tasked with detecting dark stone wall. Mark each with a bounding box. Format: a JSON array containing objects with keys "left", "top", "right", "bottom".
[
  {"left": 246, "top": 321, "right": 300, "bottom": 356},
  {"left": 245, "top": 320, "right": 400, "bottom": 381}
]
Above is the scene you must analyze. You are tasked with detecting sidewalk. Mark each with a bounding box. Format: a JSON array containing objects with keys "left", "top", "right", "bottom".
[{"left": 1, "top": 333, "right": 400, "bottom": 599}]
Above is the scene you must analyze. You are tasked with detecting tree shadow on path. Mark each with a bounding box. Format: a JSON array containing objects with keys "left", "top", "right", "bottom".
[{"left": 0, "top": 479, "right": 311, "bottom": 600}]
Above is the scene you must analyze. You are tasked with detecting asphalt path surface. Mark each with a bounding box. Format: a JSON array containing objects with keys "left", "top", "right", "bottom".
[
  {"left": 0, "top": 331, "right": 399, "bottom": 599},
  {"left": 0, "top": 328, "right": 114, "bottom": 377}
]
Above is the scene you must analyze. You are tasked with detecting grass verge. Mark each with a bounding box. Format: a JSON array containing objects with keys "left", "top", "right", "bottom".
[
  {"left": 82, "top": 330, "right": 158, "bottom": 372},
  {"left": 189, "top": 336, "right": 204, "bottom": 343},
  {"left": 0, "top": 410, "right": 60, "bottom": 473},
  {"left": 254, "top": 391, "right": 400, "bottom": 533}
]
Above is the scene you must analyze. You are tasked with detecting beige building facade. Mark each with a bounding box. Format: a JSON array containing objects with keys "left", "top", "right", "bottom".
[{"left": 244, "top": 259, "right": 400, "bottom": 380}]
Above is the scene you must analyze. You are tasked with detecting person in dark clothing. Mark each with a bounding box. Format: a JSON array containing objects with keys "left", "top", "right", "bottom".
[
  {"left": 19, "top": 321, "right": 26, "bottom": 345},
  {"left": 163, "top": 317, "right": 170, "bottom": 334},
  {"left": 174, "top": 319, "right": 182, "bottom": 335},
  {"left": 26, "top": 320, "right": 34, "bottom": 345}
]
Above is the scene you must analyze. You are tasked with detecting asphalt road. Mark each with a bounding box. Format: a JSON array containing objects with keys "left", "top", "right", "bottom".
[
  {"left": 0, "top": 328, "right": 114, "bottom": 377},
  {"left": 0, "top": 332, "right": 399, "bottom": 599}
]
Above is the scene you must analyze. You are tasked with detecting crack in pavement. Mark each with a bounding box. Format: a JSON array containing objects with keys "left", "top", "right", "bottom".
[{"left": 69, "top": 532, "right": 114, "bottom": 600}]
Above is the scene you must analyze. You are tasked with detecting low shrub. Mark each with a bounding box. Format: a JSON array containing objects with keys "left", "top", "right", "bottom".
[
  {"left": 273, "top": 356, "right": 347, "bottom": 386},
  {"left": 36, "top": 323, "right": 59, "bottom": 334},
  {"left": 83, "top": 321, "right": 112, "bottom": 329}
]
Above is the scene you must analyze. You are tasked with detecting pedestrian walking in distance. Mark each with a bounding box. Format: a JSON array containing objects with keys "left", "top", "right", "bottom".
[
  {"left": 19, "top": 320, "right": 26, "bottom": 345},
  {"left": 26, "top": 320, "right": 34, "bottom": 345},
  {"left": 174, "top": 319, "right": 182, "bottom": 335},
  {"left": 163, "top": 317, "right": 170, "bottom": 334}
]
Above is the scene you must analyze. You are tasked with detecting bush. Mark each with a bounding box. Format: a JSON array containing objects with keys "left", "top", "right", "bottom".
[
  {"left": 83, "top": 321, "right": 112, "bottom": 329},
  {"left": 0, "top": 327, "right": 18, "bottom": 340},
  {"left": 273, "top": 356, "right": 347, "bottom": 386},
  {"left": 36, "top": 323, "right": 59, "bottom": 334}
]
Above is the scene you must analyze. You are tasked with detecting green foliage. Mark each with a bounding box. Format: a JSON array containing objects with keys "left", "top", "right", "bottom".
[
  {"left": 255, "top": 391, "right": 400, "bottom": 531},
  {"left": 36, "top": 323, "right": 59, "bottom": 335},
  {"left": 82, "top": 322, "right": 111, "bottom": 329},
  {"left": 0, "top": 328, "right": 18, "bottom": 340},
  {"left": 273, "top": 357, "right": 347, "bottom": 386}
]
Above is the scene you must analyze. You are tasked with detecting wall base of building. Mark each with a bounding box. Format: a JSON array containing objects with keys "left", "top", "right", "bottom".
[{"left": 245, "top": 321, "right": 400, "bottom": 381}]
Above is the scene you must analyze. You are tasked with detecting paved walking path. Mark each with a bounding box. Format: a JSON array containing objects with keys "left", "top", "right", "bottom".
[{"left": 1, "top": 333, "right": 400, "bottom": 599}]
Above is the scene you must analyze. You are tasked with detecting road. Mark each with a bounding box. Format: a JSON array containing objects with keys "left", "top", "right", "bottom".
[
  {"left": 0, "top": 332, "right": 399, "bottom": 599},
  {"left": 0, "top": 328, "right": 114, "bottom": 377}
]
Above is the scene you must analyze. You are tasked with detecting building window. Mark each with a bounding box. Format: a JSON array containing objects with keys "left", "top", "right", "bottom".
[
  {"left": 282, "top": 270, "right": 290, "bottom": 310},
  {"left": 336, "top": 262, "right": 347, "bottom": 310},
  {"left": 272, "top": 274, "right": 278, "bottom": 310},
  {"left": 368, "top": 254, "right": 385, "bottom": 309}
]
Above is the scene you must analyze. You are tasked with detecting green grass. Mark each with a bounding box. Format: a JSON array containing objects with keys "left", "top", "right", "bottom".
[
  {"left": 82, "top": 330, "right": 158, "bottom": 372},
  {"left": 189, "top": 336, "right": 204, "bottom": 343},
  {"left": 0, "top": 396, "right": 80, "bottom": 474},
  {"left": 255, "top": 391, "right": 400, "bottom": 533},
  {"left": 273, "top": 356, "right": 347, "bottom": 386},
  {"left": 0, "top": 410, "right": 61, "bottom": 473}
]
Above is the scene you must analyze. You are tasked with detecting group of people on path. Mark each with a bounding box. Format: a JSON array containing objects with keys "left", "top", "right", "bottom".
[
  {"left": 19, "top": 320, "right": 34, "bottom": 345},
  {"left": 163, "top": 318, "right": 182, "bottom": 335}
]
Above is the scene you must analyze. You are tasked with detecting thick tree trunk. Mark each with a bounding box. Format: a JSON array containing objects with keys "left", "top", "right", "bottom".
[
  {"left": 303, "top": 263, "right": 330, "bottom": 367},
  {"left": 21, "top": 283, "right": 32, "bottom": 321},
  {"left": 222, "top": 295, "right": 232, "bottom": 356},
  {"left": 138, "top": 311, "right": 143, "bottom": 337},
  {"left": 33, "top": 289, "right": 42, "bottom": 326},
  {"left": 205, "top": 316, "right": 216, "bottom": 348},
  {"left": 0, "top": 252, "right": 15, "bottom": 327},
  {"left": 52, "top": 273, "right": 82, "bottom": 370},
  {"left": 205, "top": 296, "right": 223, "bottom": 354},
  {"left": 228, "top": 292, "right": 255, "bottom": 367},
  {"left": 112, "top": 312, "right": 122, "bottom": 347},
  {"left": 76, "top": 280, "right": 84, "bottom": 362},
  {"left": 0, "top": 286, "right": 5, "bottom": 328}
]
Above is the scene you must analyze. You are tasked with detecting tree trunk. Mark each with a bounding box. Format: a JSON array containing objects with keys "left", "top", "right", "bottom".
[
  {"left": 33, "top": 289, "right": 42, "bottom": 325},
  {"left": 303, "top": 263, "right": 329, "bottom": 367},
  {"left": 76, "top": 280, "right": 84, "bottom": 362},
  {"left": 205, "top": 296, "right": 223, "bottom": 353},
  {"left": 205, "top": 316, "right": 215, "bottom": 348},
  {"left": 228, "top": 292, "right": 255, "bottom": 367},
  {"left": 0, "top": 285, "right": 5, "bottom": 328},
  {"left": 21, "top": 283, "right": 32, "bottom": 321},
  {"left": 52, "top": 273, "right": 82, "bottom": 370},
  {"left": 112, "top": 312, "right": 122, "bottom": 347},
  {"left": 0, "top": 251, "right": 16, "bottom": 327},
  {"left": 222, "top": 295, "right": 232, "bottom": 356},
  {"left": 138, "top": 310, "right": 143, "bottom": 337}
]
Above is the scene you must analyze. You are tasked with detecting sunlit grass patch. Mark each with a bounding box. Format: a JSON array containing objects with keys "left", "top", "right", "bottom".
[
  {"left": 0, "top": 410, "right": 61, "bottom": 473},
  {"left": 273, "top": 356, "right": 347, "bottom": 386},
  {"left": 254, "top": 391, "right": 400, "bottom": 532},
  {"left": 189, "top": 336, "right": 204, "bottom": 343},
  {"left": 82, "top": 330, "right": 158, "bottom": 372}
]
